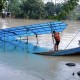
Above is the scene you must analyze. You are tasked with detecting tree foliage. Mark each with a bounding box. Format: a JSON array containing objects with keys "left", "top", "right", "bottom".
[
  {"left": 21, "top": 0, "right": 45, "bottom": 19},
  {"left": 1, "top": 0, "right": 79, "bottom": 20},
  {"left": 58, "top": 0, "right": 79, "bottom": 20},
  {"left": 45, "top": 2, "right": 55, "bottom": 18},
  {"left": 55, "top": 3, "right": 63, "bottom": 15},
  {"left": 8, "top": 0, "right": 23, "bottom": 18},
  {"left": 0, "top": 0, "right": 6, "bottom": 12}
]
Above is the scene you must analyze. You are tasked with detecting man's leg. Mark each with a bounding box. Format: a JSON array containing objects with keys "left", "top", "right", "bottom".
[
  {"left": 54, "top": 45, "right": 58, "bottom": 51},
  {"left": 56, "top": 45, "right": 58, "bottom": 51},
  {"left": 56, "top": 41, "right": 60, "bottom": 51},
  {"left": 54, "top": 45, "right": 56, "bottom": 51}
]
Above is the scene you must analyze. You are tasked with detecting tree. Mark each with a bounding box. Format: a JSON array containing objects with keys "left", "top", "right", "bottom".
[
  {"left": 71, "top": 4, "right": 80, "bottom": 20},
  {"left": 21, "top": 0, "right": 45, "bottom": 19},
  {"left": 45, "top": 2, "right": 55, "bottom": 18},
  {"left": 58, "top": 0, "right": 79, "bottom": 20},
  {"left": 0, "top": 0, "right": 6, "bottom": 12},
  {"left": 8, "top": 0, "right": 23, "bottom": 18},
  {"left": 55, "top": 3, "right": 63, "bottom": 15},
  {"left": 0, "top": 0, "right": 2, "bottom": 12}
]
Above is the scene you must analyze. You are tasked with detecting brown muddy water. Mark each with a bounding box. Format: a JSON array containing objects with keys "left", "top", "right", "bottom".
[{"left": 0, "top": 18, "right": 80, "bottom": 80}]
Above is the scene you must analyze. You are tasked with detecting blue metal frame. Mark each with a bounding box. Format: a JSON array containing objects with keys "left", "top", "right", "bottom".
[{"left": 0, "top": 21, "right": 67, "bottom": 51}]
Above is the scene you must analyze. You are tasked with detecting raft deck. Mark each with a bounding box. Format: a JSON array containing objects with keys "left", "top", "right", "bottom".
[{"left": 34, "top": 47, "right": 80, "bottom": 56}]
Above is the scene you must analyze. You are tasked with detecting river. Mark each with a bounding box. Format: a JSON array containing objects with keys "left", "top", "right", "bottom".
[{"left": 0, "top": 18, "right": 80, "bottom": 80}]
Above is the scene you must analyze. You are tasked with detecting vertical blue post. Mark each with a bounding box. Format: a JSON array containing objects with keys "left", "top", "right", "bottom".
[
  {"left": 3, "top": 31, "right": 6, "bottom": 52},
  {"left": 36, "top": 35, "right": 38, "bottom": 45}
]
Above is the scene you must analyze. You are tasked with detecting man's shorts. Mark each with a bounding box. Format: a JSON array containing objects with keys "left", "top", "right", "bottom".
[{"left": 55, "top": 41, "right": 60, "bottom": 45}]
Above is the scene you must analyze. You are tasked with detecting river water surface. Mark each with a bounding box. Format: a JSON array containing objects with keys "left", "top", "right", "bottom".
[{"left": 0, "top": 18, "right": 80, "bottom": 80}]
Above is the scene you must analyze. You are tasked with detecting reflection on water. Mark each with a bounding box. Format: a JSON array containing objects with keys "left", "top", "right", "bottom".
[
  {"left": 0, "top": 18, "right": 80, "bottom": 80},
  {"left": 0, "top": 63, "right": 43, "bottom": 80}
]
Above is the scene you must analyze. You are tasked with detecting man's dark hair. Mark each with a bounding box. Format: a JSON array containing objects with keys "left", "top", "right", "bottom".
[{"left": 53, "top": 31, "right": 55, "bottom": 33}]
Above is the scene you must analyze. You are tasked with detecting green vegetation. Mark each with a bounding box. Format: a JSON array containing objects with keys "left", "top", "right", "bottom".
[
  {"left": 71, "top": 5, "right": 80, "bottom": 20},
  {"left": 0, "top": 0, "right": 80, "bottom": 20},
  {"left": 0, "top": 0, "right": 6, "bottom": 12},
  {"left": 20, "top": 0, "right": 45, "bottom": 19},
  {"left": 57, "top": 0, "right": 79, "bottom": 20},
  {"left": 8, "top": 0, "right": 22, "bottom": 18}
]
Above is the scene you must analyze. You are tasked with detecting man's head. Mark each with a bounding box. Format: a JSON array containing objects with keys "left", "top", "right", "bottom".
[{"left": 53, "top": 31, "right": 55, "bottom": 33}]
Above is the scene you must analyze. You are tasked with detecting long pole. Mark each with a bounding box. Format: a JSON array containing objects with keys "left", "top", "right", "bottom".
[{"left": 65, "top": 31, "right": 80, "bottom": 49}]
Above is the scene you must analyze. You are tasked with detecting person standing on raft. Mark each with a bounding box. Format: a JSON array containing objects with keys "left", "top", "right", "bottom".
[{"left": 53, "top": 31, "right": 60, "bottom": 51}]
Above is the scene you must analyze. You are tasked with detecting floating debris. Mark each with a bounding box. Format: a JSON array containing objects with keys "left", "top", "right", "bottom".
[
  {"left": 77, "top": 71, "right": 80, "bottom": 77},
  {"left": 72, "top": 72, "right": 75, "bottom": 76},
  {"left": 66, "top": 63, "right": 76, "bottom": 67}
]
